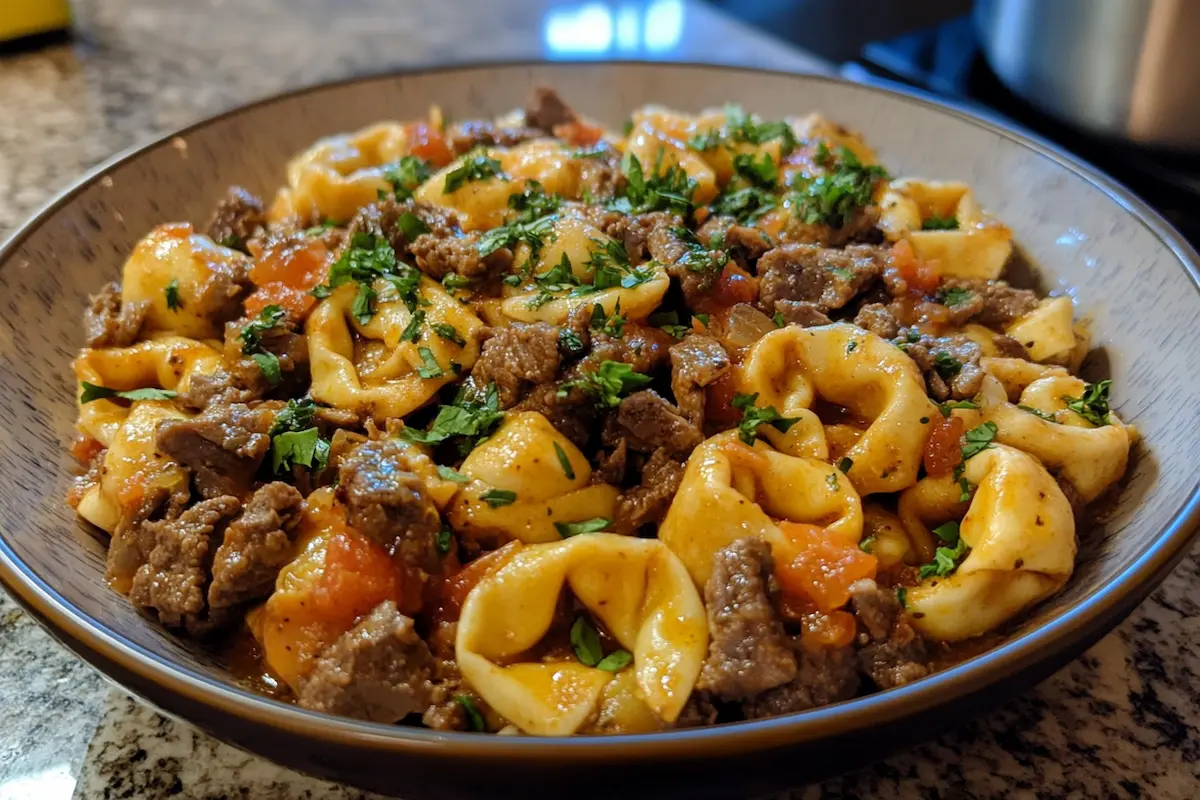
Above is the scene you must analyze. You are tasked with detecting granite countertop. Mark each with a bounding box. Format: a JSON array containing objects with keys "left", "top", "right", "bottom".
[{"left": 1, "top": 1, "right": 1198, "bottom": 798}]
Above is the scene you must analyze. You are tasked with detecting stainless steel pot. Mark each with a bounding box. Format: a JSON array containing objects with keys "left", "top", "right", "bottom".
[{"left": 975, "top": 0, "right": 1200, "bottom": 150}]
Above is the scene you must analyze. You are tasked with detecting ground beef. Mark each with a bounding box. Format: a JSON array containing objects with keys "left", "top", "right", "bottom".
[
  {"left": 591, "top": 438, "right": 628, "bottom": 485},
  {"left": 853, "top": 302, "right": 900, "bottom": 339},
  {"left": 524, "top": 87, "right": 577, "bottom": 132},
  {"left": 83, "top": 282, "right": 149, "bottom": 348},
  {"left": 903, "top": 332, "right": 985, "bottom": 401},
  {"left": 849, "top": 578, "right": 929, "bottom": 690},
  {"left": 104, "top": 486, "right": 190, "bottom": 590},
  {"left": 942, "top": 278, "right": 1038, "bottom": 326},
  {"left": 297, "top": 600, "right": 434, "bottom": 723},
  {"left": 775, "top": 300, "right": 832, "bottom": 328},
  {"left": 510, "top": 382, "right": 595, "bottom": 449},
  {"left": 207, "top": 482, "right": 303, "bottom": 610},
  {"left": 605, "top": 390, "right": 702, "bottom": 457},
  {"left": 156, "top": 403, "right": 274, "bottom": 499},
  {"left": 669, "top": 335, "right": 731, "bottom": 426},
  {"left": 403, "top": 202, "right": 513, "bottom": 280},
  {"left": 576, "top": 147, "right": 626, "bottom": 200},
  {"left": 472, "top": 323, "right": 561, "bottom": 408},
  {"left": 205, "top": 186, "right": 266, "bottom": 252},
  {"left": 613, "top": 448, "right": 685, "bottom": 531},
  {"left": 992, "top": 334, "right": 1030, "bottom": 359},
  {"left": 741, "top": 644, "right": 860, "bottom": 719},
  {"left": 674, "top": 692, "right": 720, "bottom": 728},
  {"left": 574, "top": 326, "right": 674, "bottom": 377},
  {"left": 757, "top": 243, "right": 886, "bottom": 316},
  {"left": 698, "top": 538, "right": 798, "bottom": 700},
  {"left": 696, "top": 216, "right": 773, "bottom": 265},
  {"left": 128, "top": 496, "right": 241, "bottom": 627},
  {"left": 336, "top": 438, "right": 441, "bottom": 574},
  {"left": 778, "top": 203, "right": 881, "bottom": 248},
  {"left": 445, "top": 121, "right": 543, "bottom": 155}
]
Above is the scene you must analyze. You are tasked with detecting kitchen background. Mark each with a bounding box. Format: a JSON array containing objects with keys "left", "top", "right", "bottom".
[{"left": 1, "top": 1, "right": 1197, "bottom": 798}]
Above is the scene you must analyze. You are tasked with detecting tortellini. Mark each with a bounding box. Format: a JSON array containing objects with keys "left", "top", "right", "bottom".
[
  {"left": 626, "top": 111, "right": 719, "bottom": 205},
  {"left": 1003, "top": 296, "right": 1078, "bottom": 363},
  {"left": 659, "top": 431, "right": 863, "bottom": 587},
  {"left": 978, "top": 374, "right": 1132, "bottom": 502},
  {"left": 738, "top": 323, "right": 938, "bottom": 496},
  {"left": 877, "top": 179, "right": 1013, "bottom": 280},
  {"left": 75, "top": 402, "right": 191, "bottom": 538},
  {"left": 306, "top": 277, "right": 484, "bottom": 421},
  {"left": 455, "top": 533, "right": 707, "bottom": 735},
  {"left": 446, "top": 412, "right": 619, "bottom": 545},
  {"left": 120, "top": 224, "right": 251, "bottom": 340},
  {"left": 270, "top": 122, "right": 414, "bottom": 223},
  {"left": 901, "top": 445, "right": 1076, "bottom": 641},
  {"left": 73, "top": 335, "right": 224, "bottom": 444}
]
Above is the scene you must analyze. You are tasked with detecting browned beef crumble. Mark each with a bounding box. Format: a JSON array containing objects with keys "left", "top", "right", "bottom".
[
  {"left": 83, "top": 282, "right": 149, "bottom": 348},
  {"left": 613, "top": 447, "right": 686, "bottom": 531},
  {"left": 903, "top": 331, "right": 985, "bottom": 401},
  {"left": 740, "top": 644, "right": 860, "bottom": 719},
  {"left": 775, "top": 299, "right": 833, "bottom": 328},
  {"left": 510, "top": 382, "right": 596, "bottom": 449},
  {"left": 471, "top": 323, "right": 562, "bottom": 408},
  {"left": 104, "top": 486, "right": 190, "bottom": 590},
  {"left": 757, "top": 243, "right": 886, "bottom": 316},
  {"left": 207, "top": 482, "right": 303, "bottom": 610},
  {"left": 669, "top": 334, "right": 731, "bottom": 426},
  {"left": 591, "top": 438, "right": 628, "bottom": 485},
  {"left": 524, "top": 86, "right": 578, "bottom": 132},
  {"left": 445, "top": 121, "right": 543, "bottom": 155},
  {"left": 941, "top": 278, "right": 1038, "bottom": 325},
  {"left": 205, "top": 186, "right": 266, "bottom": 252},
  {"left": 853, "top": 302, "right": 901, "bottom": 339},
  {"left": 297, "top": 600, "right": 435, "bottom": 723},
  {"left": 604, "top": 390, "right": 702, "bottom": 457},
  {"left": 778, "top": 202, "right": 881, "bottom": 248},
  {"left": 992, "top": 334, "right": 1030, "bottom": 359},
  {"left": 849, "top": 578, "right": 929, "bottom": 690},
  {"left": 156, "top": 403, "right": 274, "bottom": 499},
  {"left": 336, "top": 439, "right": 442, "bottom": 575}
]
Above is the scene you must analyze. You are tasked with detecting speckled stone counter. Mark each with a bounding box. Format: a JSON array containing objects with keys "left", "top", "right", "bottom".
[{"left": 1, "top": 2, "right": 1198, "bottom": 798}]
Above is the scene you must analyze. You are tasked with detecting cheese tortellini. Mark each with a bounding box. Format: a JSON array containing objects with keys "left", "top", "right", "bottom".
[
  {"left": 739, "top": 323, "right": 938, "bottom": 496},
  {"left": 456, "top": 533, "right": 707, "bottom": 735},
  {"left": 446, "top": 412, "right": 620, "bottom": 545}
]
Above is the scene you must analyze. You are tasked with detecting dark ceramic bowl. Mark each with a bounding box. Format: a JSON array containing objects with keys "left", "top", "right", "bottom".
[{"left": 1, "top": 63, "right": 1198, "bottom": 799}]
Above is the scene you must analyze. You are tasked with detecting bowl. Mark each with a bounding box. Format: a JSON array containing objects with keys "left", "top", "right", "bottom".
[{"left": 1, "top": 62, "right": 1198, "bottom": 799}]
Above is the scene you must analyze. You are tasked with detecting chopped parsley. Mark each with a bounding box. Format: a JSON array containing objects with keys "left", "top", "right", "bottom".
[
  {"left": 673, "top": 226, "right": 728, "bottom": 279},
  {"left": 480, "top": 488, "right": 517, "bottom": 508},
  {"left": 1062, "top": 379, "right": 1112, "bottom": 427},
  {"left": 1018, "top": 404, "right": 1060, "bottom": 422},
  {"left": 859, "top": 535, "right": 876, "bottom": 553},
  {"left": 164, "top": 278, "right": 182, "bottom": 311},
  {"left": 79, "top": 383, "right": 178, "bottom": 404},
  {"left": 649, "top": 310, "right": 690, "bottom": 340},
  {"left": 270, "top": 398, "right": 320, "bottom": 435},
  {"left": 383, "top": 156, "right": 434, "bottom": 201},
  {"left": 610, "top": 151, "right": 696, "bottom": 215},
  {"left": 731, "top": 393, "right": 801, "bottom": 445},
  {"left": 732, "top": 151, "right": 778, "bottom": 188},
  {"left": 436, "top": 528, "right": 455, "bottom": 554},
  {"left": 846, "top": 340, "right": 858, "bottom": 354},
  {"left": 596, "top": 649, "right": 633, "bottom": 672},
  {"left": 937, "top": 286, "right": 975, "bottom": 308},
  {"left": 436, "top": 465, "right": 470, "bottom": 483},
  {"left": 506, "top": 180, "right": 561, "bottom": 221},
  {"left": 773, "top": 311, "right": 786, "bottom": 328},
  {"left": 304, "top": 219, "right": 338, "bottom": 236},
  {"left": 442, "top": 273, "right": 474, "bottom": 294},
  {"left": 400, "top": 382, "right": 504, "bottom": 451},
  {"left": 557, "top": 360, "right": 652, "bottom": 408},
  {"left": 432, "top": 323, "right": 465, "bottom": 346},
  {"left": 790, "top": 145, "right": 888, "bottom": 229},
  {"left": 711, "top": 186, "right": 777, "bottom": 224},
  {"left": 837, "top": 457, "right": 854, "bottom": 474},
  {"left": 932, "top": 351, "right": 962, "bottom": 380},
  {"left": 478, "top": 213, "right": 557, "bottom": 260},
  {"left": 553, "top": 441, "right": 576, "bottom": 480},
  {"left": 961, "top": 421, "right": 999, "bottom": 460},
  {"left": 896, "top": 587, "right": 908, "bottom": 608},
  {"left": 570, "top": 615, "right": 632, "bottom": 671},
  {"left": 311, "top": 232, "right": 422, "bottom": 323},
  {"left": 555, "top": 517, "right": 611, "bottom": 538},
  {"left": 270, "top": 427, "right": 330, "bottom": 473},
  {"left": 443, "top": 151, "right": 504, "bottom": 193},
  {"left": 918, "top": 520, "right": 970, "bottom": 580},
  {"left": 399, "top": 310, "right": 426, "bottom": 343},
  {"left": 826, "top": 472, "right": 840, "bottom": 492},
  {"left": 558, "top": 327, "right": 585, "bottom": 355},
  {"left": 922, "top": 215, "right": 959, "bottom": 231},
  {"left": 396, "top": 211, "right": 429, "bottom": 240},
  {"left": 250, "top": 353, "right": 281, "bottom": 387},
  {"left": 687, "top": 105, "right": 798, "bottom": 156},
  {"left": 219, "top": 234, "right": 242, "bottom": 250},
  {"left": 693, "top": 313, "right": 710, "bottom": 327},
  {"left": 454, "top": 695, "right": 486, "bottom": 732},
  {"left": 589, "top": 301, "right": 626, "bottom": 337},
  {"left": 239, "top": 305, "right": 288, "bottom": 387},
  {"left": 938, "top": 399, "right": 979, "bottom": 417},
  {"left": 415, "top": 346, "right": 445, "bottom": 379}
]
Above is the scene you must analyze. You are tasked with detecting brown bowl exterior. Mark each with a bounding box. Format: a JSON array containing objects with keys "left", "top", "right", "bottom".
[{"left": 1, "top": 63, "right": 1198, "bottom": 798}]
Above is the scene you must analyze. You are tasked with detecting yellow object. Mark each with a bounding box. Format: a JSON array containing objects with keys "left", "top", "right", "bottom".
[{"left": 0, "top": 0, "right": 71, "bottom": 41}]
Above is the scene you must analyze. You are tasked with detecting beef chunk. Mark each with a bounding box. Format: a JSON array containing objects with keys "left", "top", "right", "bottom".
[
  {"left": 128, "top": 496, "right": 241, "bottom": 627},
  {"left": 472, "top": 323, "right": 561, "bottom": 408},
  {"left": 698, "top": 537, "right": 797, "bottom": 700},
  {"left": 741, "top": 644, "right": 860, "bottom": 718},
  {"left": 297, "top": 600, "right": 434, "bottom": 723},
  {"left": 849, "top": 578, "right": 928, "bottom": 690},
  {"left": 207, "top": 482, "right": 303, "bottom": 610},
  {"left": 853, "top": 302, "right": 900, "bottom": 339},
  {"left": 445, "top": 121, "right": 543, "bottom": 155},
  {"left": 775, "top": 300, "right": 832, "bottom": 329},
  {"left": 606, "top": 390, "right": 702, "bottom": 457},
  {"left": 903, "top": 332, "right": 984, "bottom": 401},
  {"left": 83, "top": 282, "right": 149, "bottom": 348},
  {"left": 674, "top": 692, "right": 720, "bottom": 728},
  {"left": 399, "top": 202, "right": 513, "bottom": 280},
  {"left": 156, "top": 403, "right": 274, "bottom": 499},
  {"left": 992, "top": 334, "right": 1030, "bottom": 360},
  {"left": 613, "top": 448, "right": 685, "bottom": 531},
  {"left": 696, "top": 216, "right": 773, "bottom": 263},
  {"left": 592, "top": 438, "right": 628, "bottom": 485},
  {"left": 669, "top": 335, "right": 731, "bottom": 426},
  {"left": 524, "top": 87, "right": 578, "bottom": 132},
  {"left": 573, "top": 325, "right": 674, "bottom": 377},
  {"left": 105, "top": 486, "right": 191, "bottom": 591},
  {"left": 336, "top": 439, "right": 441, "bottom": 574},
  {"left": 778, "top": 203, "right": 881, "bottom": 248},
  {"left": 576, "top": 147, "right": 627, "bottom": 200},
  {"left": 511, "top": 383, "right": 596, "bottom": 449},
  {"left": 757, "top": 243, "right": 885, "bottom": 315},
  {"left": 205, "top": 186, "right": 266, "bottom": 252},
  {"left": 942, "top": 278, "right": 1038, "bottom": 326}
]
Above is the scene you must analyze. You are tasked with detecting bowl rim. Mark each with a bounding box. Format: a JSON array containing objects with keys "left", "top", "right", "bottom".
[{"left": 2, "top": 59, "right": 1199, "bottom": 759}]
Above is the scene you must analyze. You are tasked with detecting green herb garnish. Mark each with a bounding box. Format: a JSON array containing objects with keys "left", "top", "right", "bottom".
[
  {"left": 790, "top": 145, "right": 888, "bottom": 228},
  {"left": 270, "top": 427, "right": 330, "bottom": 473},
  {"left": 557, "top": 360, "right": 652, "bottom": 408},
  {"left": 455, "top": 695, "right": 486, "bottom": 731},
  {"left": 416, "top": 346, "right": 445, "bottom": 379},
  {"left": 383, "top": 156, "right": 433, "bottom": 201},
  {"left": 922, "top": 215, "right": 959, "bottom": 231},
  {"left": 480, "top": 488, "right": 517, "bottom": 508},
  {"left": 553, "top": 441, "right": 576, "bottom": 480},
  {"left": 1062, "top": 380, "right": 1112, "bottom": 427},
  {"left": 399, "top": 310, "right": 426, "bottom": 343},
  {"left": 80, "top": 383, "right": 178, "bottom": 404},
  {"left": 443, "top": 151, "right": 504, "bottom": 193},
  {"left": 555, "top": 517, "right": 611, "bottom": 538},
  {"left": 164, "top": 278, "right": 182, "bottom": 311},
  {"left": 401, "top": 383, "right": 504, "bottom": 452},
  {"left": 731, "top": 393, "right": 801, "bottom": 446}
]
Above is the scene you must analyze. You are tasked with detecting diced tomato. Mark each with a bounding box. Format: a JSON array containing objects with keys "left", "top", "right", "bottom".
[
  {"left": 693, "top": 207, "right": 712, "bottom": 226},
  {"left": 246, "top": 235, "right": 331, "bottom": 320},
  {"left": 431, "top": 541, "right": 522, "bottom": 623},
  {"left": 889, "top": 238, "right": 940, "bottom": 296},
  {"left": 705, "top": 369, "right": 744, "bottom": 426},
  {"left": 405, "top": 122, "right": 455, "bottom": 167},
  {"left": 923, "top": 415, "right": 964, "bottom": 478},
  {"left": 116, "top": 471, "right": 148, "bottom": 510},
  {"left": 707, "top": 262, "right": 759, "bottom": 311},
  {"left": 310, "top": 530, "right": 403, "bottom": 629},
  {"left": 70, "top": 434, "right": 104, "bottom": 465},
  {"left": 553, "top": 120, "right": 604, "bottom": 147},
  {"left": 778, "top": 595, "right": 858, "bottom": 649},
  {"left": 775, "top": 521, "right": 878, "bottom": 613}
]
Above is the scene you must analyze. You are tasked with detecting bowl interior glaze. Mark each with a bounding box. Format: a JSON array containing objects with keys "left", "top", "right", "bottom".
[{"left": 1, "top": 63, "right": 1197, "bottom": 797}]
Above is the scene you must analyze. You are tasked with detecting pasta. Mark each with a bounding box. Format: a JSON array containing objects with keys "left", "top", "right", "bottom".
[{"left": 66, "top": 87, "right": 1131, "bottom": 735}]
